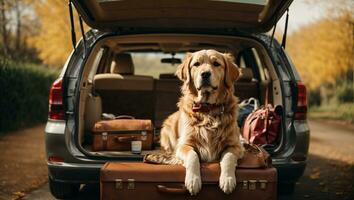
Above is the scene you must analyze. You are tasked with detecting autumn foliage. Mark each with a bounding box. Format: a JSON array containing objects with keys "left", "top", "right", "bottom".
[
  {"left": 286, "top": 12, "right": 353, "bottom": 90},
  {"left": 29, "top": 0, "right": 86, "bottom": 66},
  {"left": 0, "top": 0, "right": 86, "bottom": 66}
]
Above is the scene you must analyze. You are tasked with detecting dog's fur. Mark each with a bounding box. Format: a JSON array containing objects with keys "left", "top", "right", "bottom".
[{"left": 147, "top": 49, "right": 244, "bottom": 195}]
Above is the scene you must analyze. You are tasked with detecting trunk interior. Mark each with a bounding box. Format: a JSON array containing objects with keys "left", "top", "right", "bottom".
[{"left": 76, "top": 34, "right": 284, "bottom": 159}]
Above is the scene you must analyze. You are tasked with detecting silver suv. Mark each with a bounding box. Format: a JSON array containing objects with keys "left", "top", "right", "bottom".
[{"left": 46, "top": 0, "right": 309, "bottom": 198}]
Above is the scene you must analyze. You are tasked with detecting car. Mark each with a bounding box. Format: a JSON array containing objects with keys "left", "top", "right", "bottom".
[{"left": 45, "top": 0, "right": 309, "bottom": 198}]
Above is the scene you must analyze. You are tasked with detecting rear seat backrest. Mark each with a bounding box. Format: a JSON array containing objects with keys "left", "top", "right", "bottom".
[
  {"left": 154, "top": 77, "right": 182, "bottom": 128},
  {"left": 234, "top": 68, "right": 259, "bottom": 101},
  {"left": 94, "top": 53, "right": 154, "bottom": 120}
]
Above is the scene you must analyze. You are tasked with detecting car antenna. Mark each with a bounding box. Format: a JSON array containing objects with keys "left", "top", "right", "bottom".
[
  {"left": 68, "top": 0, "right": 76, "bottom": 50},
  {"left": 281, "top": 9, "right": 289, "bottom": 49}
]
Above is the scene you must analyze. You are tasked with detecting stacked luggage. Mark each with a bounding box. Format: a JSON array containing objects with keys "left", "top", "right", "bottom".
[{"left": 91, "top": 94, "right": 281, "bottom": 199}]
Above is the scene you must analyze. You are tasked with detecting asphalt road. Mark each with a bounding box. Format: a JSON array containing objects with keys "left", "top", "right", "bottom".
[{"left": 21, "top": 120, "right": 354, "bottom": 200}]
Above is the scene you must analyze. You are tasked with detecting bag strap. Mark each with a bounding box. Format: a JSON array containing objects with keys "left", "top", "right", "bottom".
[
  {"left": 248, "top": 98, "right": 260, "bottom": 110},
  {"left": 245, "top": 114, "right": 258, "bottom": 143},
  {"left": 114, "top": 135, "right": 141, "bottom": 142},
  {"left": 264, "top": 85, "right": 269, "bottom": 106},
  {"left": 264, "top": 108, "right": 270, "bottom": 143}
]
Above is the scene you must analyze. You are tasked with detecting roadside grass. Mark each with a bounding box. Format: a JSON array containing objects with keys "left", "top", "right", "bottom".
[
  {"left": 0, "top": 58, "right": 60, "bottom": 134},
  {"left": 309, "top": 103, "right": 354, "bottom": 123}
]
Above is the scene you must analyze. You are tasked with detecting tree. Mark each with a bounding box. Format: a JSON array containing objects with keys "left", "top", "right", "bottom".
[
  {"left": 28, "top": 0, "right": 87, "bottom": 66},
  {"left": 286, "top": 1, "right": 353, "bottom": 90},
  {"left": 0, "top": 0, "right": 39, "bottom": 60},
  {"left": 0, "top": 0, "right": 9, "bottom": 56},
  {"left": 14, "top": 0, "right": 21, "bottom": 52}
]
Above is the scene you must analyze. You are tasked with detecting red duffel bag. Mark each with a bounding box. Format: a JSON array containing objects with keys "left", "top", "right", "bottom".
[{"left": 242, "top": 103, "right": 282, "bottom": 145}]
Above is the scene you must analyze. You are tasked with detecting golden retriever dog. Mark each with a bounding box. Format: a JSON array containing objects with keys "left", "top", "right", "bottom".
[{"left": 146, "top": 49, "right": 244, "bottom": 195}]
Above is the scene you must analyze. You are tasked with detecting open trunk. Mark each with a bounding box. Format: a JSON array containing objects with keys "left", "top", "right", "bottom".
[
  {"left": 72, "top": 0, "right": 293, "bottom": 33},
  {"left": 76, "top": 34, "right": 285, "bottom": 159}
]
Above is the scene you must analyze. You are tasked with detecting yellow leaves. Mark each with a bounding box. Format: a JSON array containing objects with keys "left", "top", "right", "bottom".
[
  {"left": 309, "top": 168, "right": 321, "bottom": 180},
  {"left": 28, "top": 0, "right": 88, "bottom": 66},
  {"left": 286, "top": 11, "right": 353, "bottom": 90},
  {"left": 12, "top": 191, "right": 25, "bottom": 198}
]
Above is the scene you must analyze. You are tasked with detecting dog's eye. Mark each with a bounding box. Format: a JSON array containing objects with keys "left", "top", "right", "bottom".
[
  {"left": 193, "top": 62, "right": 200, "bottom": 67},
  {"left": 213, "top": 61, "right": 221, "bottom": 67}
]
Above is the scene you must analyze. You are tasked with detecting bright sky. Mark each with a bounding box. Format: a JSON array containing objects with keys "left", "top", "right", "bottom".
[{"left": 278, "top": 0, "right": 325, "bottom": 33}]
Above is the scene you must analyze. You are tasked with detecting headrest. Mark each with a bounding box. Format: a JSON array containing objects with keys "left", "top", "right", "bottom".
[
  {"left": 94, "top": 73, "right": 123, "bottom": 81},
  {"left": 110, "top": 53, "right": 134, "bottom": 75},
  {"left": 237, "top": 68, "right": 254, "bottom": 82}
]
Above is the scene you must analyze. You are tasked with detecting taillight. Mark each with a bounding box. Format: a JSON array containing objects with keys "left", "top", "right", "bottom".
[
  {"left": 48, "top": 78, "right": 65, "bottom": 120},
  {"left": 294, "top": 81, "right": 307, "bottom": 120},
  {"left": 48, "top": 155, "right": 64, "bottom": 163}
]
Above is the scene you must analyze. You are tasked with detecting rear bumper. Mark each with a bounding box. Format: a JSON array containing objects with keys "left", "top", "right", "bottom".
[
  {"left": 48, "top": 162, "right": 103, "bottom": 184},
  {"left": 273, "top": 161, "right": 306, "bottom": 183},
  {"left": 48, "top": 159, "right": 306, "bottom": 184}
]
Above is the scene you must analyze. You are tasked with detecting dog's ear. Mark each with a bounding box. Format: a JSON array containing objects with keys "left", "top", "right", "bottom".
[
  {"left": 175, "top": 53, "right": 192, "bottom": 83},
  {"left": 223, "top": 53, "right": 241, "bottom": 88}
]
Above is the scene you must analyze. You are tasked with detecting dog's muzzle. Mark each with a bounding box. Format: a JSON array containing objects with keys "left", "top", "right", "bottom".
[{"left": 197, "top": 71, "right": 217, "bottom": 90}]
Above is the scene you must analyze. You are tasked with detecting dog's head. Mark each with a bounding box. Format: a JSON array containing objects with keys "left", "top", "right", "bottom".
[{"left": 176, "top": 49, "right": 240, "bottom": 104}]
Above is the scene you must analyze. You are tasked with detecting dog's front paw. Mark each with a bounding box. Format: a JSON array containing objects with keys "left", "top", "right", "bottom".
[
  {"left": 185, "top": 171, "right": 202, "bottom": 195},
  {"left": 219, "top": 173, "right": 236, "bottom": 194}
]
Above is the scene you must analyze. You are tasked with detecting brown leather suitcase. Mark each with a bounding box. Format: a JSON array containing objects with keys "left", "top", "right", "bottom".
[
  {"left": 100, "top": 162, "right": 277, "bottom": 200},
  {"left": 92, "top": 119, "right": 153, "bottom": 151}
]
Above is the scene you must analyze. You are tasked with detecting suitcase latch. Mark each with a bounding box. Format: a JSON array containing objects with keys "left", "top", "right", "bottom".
[
  {"left": 242, "top": 180, "right": 248, "bottom": 190},
  {"left": 259, "top": 180, "right": 268, "bottom": 190},
  {"left": 141, "top": 131, "right": 147, "bottom": 141},
  {"left": 127, "top": 179, "right": 135, "bottom": 190},
  {"left": 248, "top": 180, "right": 257, "bottom": 190},
  {"left": 102, "top": 132, "right": 108, "bottom": 141},
  {"left": 115, "top": 179, "right": 123, "bottom": 190}
]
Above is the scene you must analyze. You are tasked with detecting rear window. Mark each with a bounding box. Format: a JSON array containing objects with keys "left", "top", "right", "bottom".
[{"left": 132, "top": 53, "right": 185, "bottom": 78}]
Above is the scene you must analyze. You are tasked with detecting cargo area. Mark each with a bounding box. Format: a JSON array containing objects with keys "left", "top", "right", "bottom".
[{"left": 76, "top": 34, "right": 284, "bottom": 158}]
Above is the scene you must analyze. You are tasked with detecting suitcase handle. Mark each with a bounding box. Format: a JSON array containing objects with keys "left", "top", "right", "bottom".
[
  {"left": 114, "top": 136, "right": 140, "bottom": 143},
  {"left": 156, "top": 185, "right": 188, "bottom": 194},
  {"left": 115, "top": 115, "right": 135, "bottom": 119}
]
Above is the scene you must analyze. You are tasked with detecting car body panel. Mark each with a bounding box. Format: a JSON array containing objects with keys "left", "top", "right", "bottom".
[{"left": 72, "top": 0, "right": 293, "bottom": 33}]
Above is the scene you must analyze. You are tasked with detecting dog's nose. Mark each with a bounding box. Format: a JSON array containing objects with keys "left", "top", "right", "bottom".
[{"left": 201, "top": 71, "right": 211, "bottom": 79}]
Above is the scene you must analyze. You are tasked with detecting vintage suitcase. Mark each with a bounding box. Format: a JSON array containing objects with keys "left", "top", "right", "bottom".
[
  {"left": 100, "top": 162, "right": 277, "bottom": 200},
  {"left": 92, "top": 119, "right": 153, "bottom": 151}
]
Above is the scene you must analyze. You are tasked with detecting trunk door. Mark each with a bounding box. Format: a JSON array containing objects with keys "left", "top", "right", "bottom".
[{"left": 73, "top": 0, "right": 293, "bottom": 33}]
